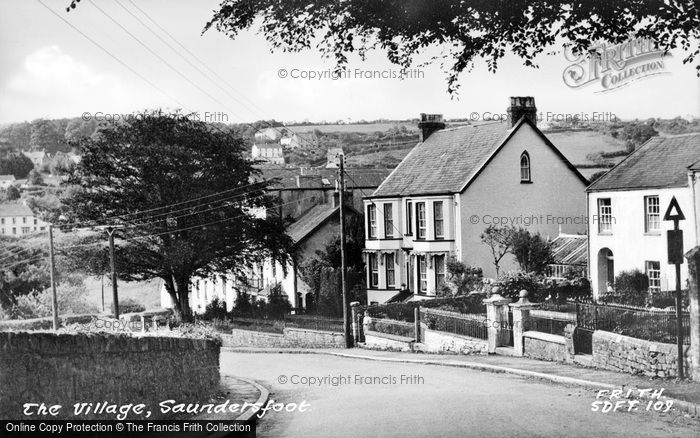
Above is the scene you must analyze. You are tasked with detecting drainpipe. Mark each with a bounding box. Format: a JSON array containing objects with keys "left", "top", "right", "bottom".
[
  {"left": 690, "top": 171, "right": 698, "bottom": 246},
  {"left": 586, "top": 190, "right": 592, "bottom": 299}
]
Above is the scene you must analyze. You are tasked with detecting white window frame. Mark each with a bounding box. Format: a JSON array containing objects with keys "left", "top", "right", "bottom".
[
  {"left": 385, "top": 253, "right": 395, "bottom": 288},
  {"left": 434, "top": 255, "right": 445, "bottom": 289},
  {"left": 384, "top": 203, "right": 394, "bottom": 238},
  {"left": 434, "top": 201, "right": 444, "bottom": 239},
  {"left": 418, "top": 255, "right": 427, "bottom": 292},
  {"left": 520, "top": 152, "right": 531, "bottom": 182},
  {"left": 367, "top": 204, "right": 377, "bottom": 238},
  {"left": 416, "top": 202, "right": 426, "bottom": 239},
  {"left": 369, "top": 253, "right": 379, "bottom": 288},
  {"left": 598, "top": 198, "right": 612, "bottom": 233},
  {"left": 644, "top": 195, "right": 660, "bottom": 233},
  {"left": 645, "top": 260, "right": 661, "bottom": 293}
]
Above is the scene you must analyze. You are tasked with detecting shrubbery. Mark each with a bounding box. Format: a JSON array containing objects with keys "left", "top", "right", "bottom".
[
  {"left": 118, "top": 298, "right": 146, "bottom": 314},
  {"left": 3, "top": 284, "right": 98, "bottom": 319},
  {"left": 602, "top": 270, "right": 649, "bottom": 307}
]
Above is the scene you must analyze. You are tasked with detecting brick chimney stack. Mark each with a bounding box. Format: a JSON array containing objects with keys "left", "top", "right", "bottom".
[
  {"left": 418, "top": 113, "right": 445, "bottom": 142},
  {"left": 507, "top": 96, "right": 537, "bottom": 127}
]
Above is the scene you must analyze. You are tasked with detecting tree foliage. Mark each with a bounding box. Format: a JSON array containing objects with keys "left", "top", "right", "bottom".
[
  {"left": 203, "top": 0, "right": 700, "bottom": 93},
  {"left": 480, "top": 225, "right": 515, "bottom": 278},
  {"left": 62, "top": 111, "right": 293, "bottom": 321},
  {"left": 510, "top": 228, "right": 553, "bottom": 275},
  {"left": 0, "top": 152, "right": 33, "bottom": 178}
]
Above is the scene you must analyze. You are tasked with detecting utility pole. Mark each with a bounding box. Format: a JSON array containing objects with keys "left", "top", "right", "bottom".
[
  {"left": 48, "top": 224, "right": 59, "bottom": 331},
  {"left": 338, "top": 154, "right": 352, "bottom": 348},
  {"left": 107, "top": 227, "right": 120, "bottom": 319}
]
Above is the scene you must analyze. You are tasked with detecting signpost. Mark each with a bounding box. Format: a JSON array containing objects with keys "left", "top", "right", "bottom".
[{"left": 663, "top": 196, "right": 685, "bottom": 379}]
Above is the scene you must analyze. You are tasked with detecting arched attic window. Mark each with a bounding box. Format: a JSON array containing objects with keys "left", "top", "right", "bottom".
[{"left": 520, "top": 151, "right": 531, "bottom": 183}]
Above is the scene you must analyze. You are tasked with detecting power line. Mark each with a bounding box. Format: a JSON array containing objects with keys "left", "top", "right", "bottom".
[{"left": 35, "top": 0, "right": 187, "bottom": 108}]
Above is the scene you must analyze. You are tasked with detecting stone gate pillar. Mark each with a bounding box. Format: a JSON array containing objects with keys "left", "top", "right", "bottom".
[
  {"left": 483, "top": 288, "right": 512, "bottom": 354},
  {"left": 685, "top": 248, "right": 700, "bottom": 380},
  {"left": 509, "top": 290, "right": 539, "bottom": 357}
]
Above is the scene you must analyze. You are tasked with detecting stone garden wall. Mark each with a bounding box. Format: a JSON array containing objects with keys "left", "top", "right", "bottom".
[
  {"left": 0, "top": 331, "right": 220, "bottom": 419},
  {"left": 220, "top": 327, "right": 345, "bottom": 349},
  {"left": 591, "top": 330, "right": 690, "bottom": 378}
]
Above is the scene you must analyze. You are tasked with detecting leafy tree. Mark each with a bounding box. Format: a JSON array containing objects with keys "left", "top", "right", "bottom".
[
  {"left": 29, "top": 119, "right": 63, "bottom": 153},
  {"left": 266, "top": 283, "right": 292, "bottom": 318},
  {"left": 27, "top": 169, "right": 45, "bottom": 186},
  {"left": 62, "top": 110, "right": 292, "bottom": 321},
  {"left": 202, "top": 0, "right": 700, "bottom": 93},
  {"left": 509, "top": 228, "right": 553, "bottom": 275},
  {"left": 441, "top": 257, "right": 483, "bottom": 297},
  {"left": 480, "top": 225, "right": 515, "bottom": 278},
  {"left": 5, "top": 185, "right": 20, "bottom": 201},
  {"left": 0, "top": 152, "right": 33, "bottom": 178}
]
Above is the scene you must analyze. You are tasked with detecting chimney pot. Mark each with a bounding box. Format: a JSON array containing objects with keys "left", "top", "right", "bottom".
[
  {"left": 418, "top": 113, "right": 445, "bottom": 141},
  {"left": 507, "top": 96, "right": 537, "bottom": 127}
]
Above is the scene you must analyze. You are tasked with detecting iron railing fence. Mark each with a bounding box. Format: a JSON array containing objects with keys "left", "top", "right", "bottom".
[
  {"left": 575, "top": 302, "right": 690, "bottom": 345},
  {"left": 420, "top": 308, "right": 488, "bottom": 340}
]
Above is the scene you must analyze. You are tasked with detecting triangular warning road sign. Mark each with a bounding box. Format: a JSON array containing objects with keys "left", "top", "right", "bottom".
[{"left": 663, "top": 196, "right": 686, "bottom": 221}]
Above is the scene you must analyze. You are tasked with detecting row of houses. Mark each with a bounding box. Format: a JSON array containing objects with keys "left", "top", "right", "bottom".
[
  {"left": 364, "top": 97, "right": 700, "bottom": 304},
  {"left": 163, "top": 96, "right": 700, "bottom": 314}
]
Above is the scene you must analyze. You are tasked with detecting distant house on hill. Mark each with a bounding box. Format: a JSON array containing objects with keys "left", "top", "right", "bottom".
[
  {"left": 0, "top": 202, "right": 49, "bottom": 235},
  {"left": 280, "top": 132, "right": 320, "bottom": 149},
  {"left": 22, "top": 150, "right": 49, "bottom": 168},
  {"left": 0, "top": 175, "right": 16, "bottom": 189},
  {"left": 251, "top": 143, "right": 285, "bottom": 165},
  {"left": 254, "top": 127, "right": 283, "bottom": 143}
]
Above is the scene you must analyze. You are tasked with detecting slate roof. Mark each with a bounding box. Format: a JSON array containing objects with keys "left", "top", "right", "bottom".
[
  {"left": 587, "top": 133, "right": 700, "bottom": 192},
  {"left": 0, "top": 203, "right": 34, "bottom": 217},
  {"left": 285, "top": 204, "right": 339, "bottom": 243},
  {"left": 372, "top": 122, "right": 511, "bottom": 197},
  {"left": 550, "top": 234, "right": 587, "bottom": 266}
]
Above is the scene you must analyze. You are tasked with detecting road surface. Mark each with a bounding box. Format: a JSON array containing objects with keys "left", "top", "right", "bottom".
[{"left": 221, "top": 352, "right": 699, "bottom": 438}]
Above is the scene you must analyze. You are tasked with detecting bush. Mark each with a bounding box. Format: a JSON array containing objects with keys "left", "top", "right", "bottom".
[
  {"left": 6, "top": 284, "right": 99, "bottom": 319},
  {"left": 366, "top": 295, "right": 486, "bottom": 322},
  {"left": 441, "top": 257, "right": 483, "bottom": 297},
  {"left": 542, "top": 277, "right": 592, "bottom": 302},
  {"left": 493, "top": 271, "right": 545, "bottom": 302},
  {"left": 118, "top": 298, "right": 146, "bottom": 314},
  {"left": 608, "top": 270, "right": 649, "bottom": 307},
  {"left": 200, "top": 298, "right": 228, "bottom": 320}
]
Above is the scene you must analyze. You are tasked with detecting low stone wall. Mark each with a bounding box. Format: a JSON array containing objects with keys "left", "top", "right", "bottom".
[
  {"left": 592, "top": 330, "right": 691, "bottom": 378},
  {"left": 221, "top": 327, "right": 345, "bottom": 349},
  {"left": 0, "top": 314, "right": 96, "bottom": 331},
  {"left": 363, "top": 330, "right": 415, "bottom": 352},
  {"left": 523, "top": 331, "right": 570, "bottom": 362},
  {"left": 421, "top": 328, "right": 487, "bottom": 355},
  {"left": 0, "top": 331, "right": 220, "bottom": 420}
]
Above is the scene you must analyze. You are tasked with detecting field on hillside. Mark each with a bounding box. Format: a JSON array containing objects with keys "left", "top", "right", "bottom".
[
  {"left": 545, "top": 129, "right": 627, "bottom": 165},
  {"left": 83, "top": 277, "right": 162, "bottom": 312},
  {"left": 287, "top": 122, "right": 418, "bottom": 134}
]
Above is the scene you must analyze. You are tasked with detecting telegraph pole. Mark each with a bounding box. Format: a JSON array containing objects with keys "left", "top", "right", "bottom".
[
  {"left": 107, "top": 227, "right": 120, "bottom": 319},
  {"left": 338, "top": 154, "right": 352, "bottom": 348},
  {"left": 48, "top": 224, "right": 59, "bottom": 331}
]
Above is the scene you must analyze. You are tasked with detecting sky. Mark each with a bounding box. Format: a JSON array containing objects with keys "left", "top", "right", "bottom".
[{"left": 0, "top": 0, "right": 698, "bottom": 125}]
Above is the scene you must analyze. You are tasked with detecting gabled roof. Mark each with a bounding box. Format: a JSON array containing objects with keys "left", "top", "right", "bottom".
[
  {"left": 371, "top": 117, "right": 587, "bottom": 197},
  {"left": 0, "top": 203, "right": 34, "bottom": 217},
  {"left": 587, "top": 133, "right": 700, "bottom": 192},
  {"left": 550, "top": 234, "right": 587, "bottom": 266},
  {"left": 285, "top": 203, "right": 359, "bottom": 244}
]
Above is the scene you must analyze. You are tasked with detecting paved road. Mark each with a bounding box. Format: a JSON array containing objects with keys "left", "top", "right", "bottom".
[{"left": 222, "top": 352, "right": 699, "bottom": 438}]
